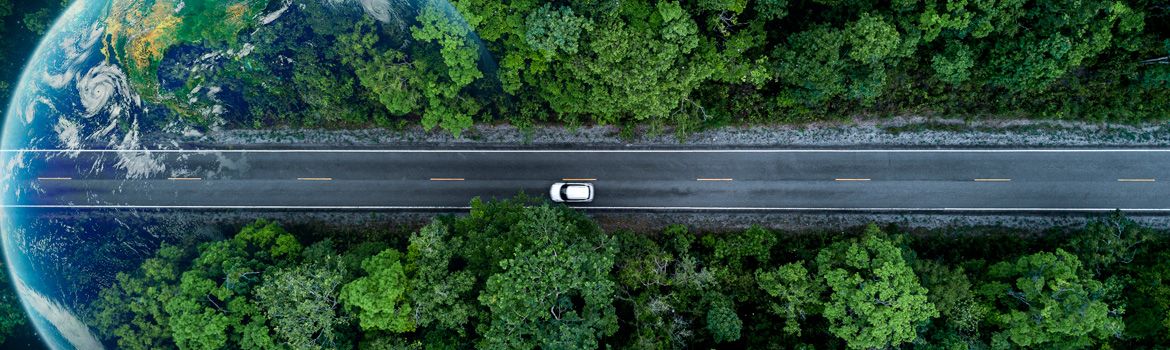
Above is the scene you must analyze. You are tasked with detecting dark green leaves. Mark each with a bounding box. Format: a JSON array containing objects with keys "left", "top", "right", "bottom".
[{"left": 341, "top": 250, "right": 415, "bottom": 333}]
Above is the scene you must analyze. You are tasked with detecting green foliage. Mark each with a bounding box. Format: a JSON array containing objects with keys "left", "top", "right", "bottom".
[
  {"left": 255, "top": 258, "right": 349, "bottom": 350},
  {"left": 979, "top": 249, "right": 1123, "bottom": 349},
  {"left": 165, "top": 219, "right": 303, "bottom": 349},
  {"left": 477, "top": 205, "right": 618, "bottom": 350},
  {"left": 336, "top": 19, "right": 422, "bottom": 120},
  {"left": 524, "top": 4, "right": 591, "bottom": 59},
  {"left": 705, "top": 298, "right": 742, "bottom": 343},
  {"left": 931, "top": 43, "right": 975, "bottom": 85},
  {"left": 84, "top": 203, "right": 1170, "bottom": 349},
  {"left": 412, "top": 0, "right": 484, "bottom": 87},
  {"left": 90, "top": 245, "right": 187, "bottom": 349},
  {"left": 0, "top": 262, "right": 26, "bottom": 346},
  {"left": 21, "top": 8, "right": 51, "bottom": 34},
  {"left": 8, "top": 0, "right": 1168, "bottom": 140},
  {"left": 341, "top": 249, "right": 415, "bottom": 333},
  {"left": 1127, "top": 247, "right": 1170, "bottom": 342},
  {"left": 755, "top": 0, "right": 788, "bottom": 21},
  {"left": 814, "top": 225, "right": 938, "bottom": 349},
  {"left": 757, "top": 262, "right": 823, "bottom": 336},
  {"left": 1068, "top": 211, "right": 1152, "bottom": 276},
  {"left": 704, "top": 225, "right": 777, "bottom": 269},
  {"left": 404, "top": 223, "right": 475, "bottom": 331},
  {"left": 612, "top": 228, "right": 711, "bottom": 348},
  {"left": 914, "top": 259, "right": 985, "bottom": 335}
]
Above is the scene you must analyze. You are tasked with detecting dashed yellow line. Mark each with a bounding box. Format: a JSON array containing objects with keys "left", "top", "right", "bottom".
[
  {"left": 37, "top": 177, "right": 72, "bottom": 181},
  {"left": 297, "top": 177, "right": 333, "bottom": 181},
  {"left": 835, "top": 178, "right": 871, "bottom": 182},
  {"left": 697, "top": 178, "right": 734, "bottom": 181},
  {"left": 430, "top": 178, "right": 465, "bottom": 181},
  {"left": 974, "top": 178, "right": 1012, "bottom": 182},
  {"left": 1118, "top": 178, "right": 1156, "bottom": 182},
  {"left": 562, "top": 178, "right": 597, "bottom": 181}
]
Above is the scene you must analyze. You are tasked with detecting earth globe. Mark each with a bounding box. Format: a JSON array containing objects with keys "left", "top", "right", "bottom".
[{"left": 0, "top": 0, "right": 492, "bottom": 348}]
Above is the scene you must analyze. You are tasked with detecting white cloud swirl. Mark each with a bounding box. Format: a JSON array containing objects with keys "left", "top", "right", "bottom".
[{"left": 76, "top": 63, "right": 135, "bottom": 118}]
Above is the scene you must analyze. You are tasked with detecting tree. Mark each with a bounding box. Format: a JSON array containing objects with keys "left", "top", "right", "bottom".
[
  {"left": 775, "top": 12, "right": 908, "bottom": 106},
  {"left": 1068, "top": 211, "right": 1152, "bottom": 276},
  {"left": 524, "top": 4, "right": 591, "bottom": 60},
  {"left": 757, "top": 262, "right": 823, "bottom": 336},
  {"left": 164, "top": 220, "right": 302, "bottom": 350},
  {"left": 336, "top": 18, "right": 422, "bottom": 120},
  {"left": 411, "top": 0, "right": 484, "bottom": 135},
  {"left": 477, "top": 205, "right": 618, "bottom": 350},
  {"left": 489, "top": 0, "right": 715, "bottom": 125},
  {"left": 814, "top": 225, "right": 938, "bottom": 349},
  {"left": 984, "top": 0, "right": 1143, "bottom": 93},
  {"left": 612, "top": 227, "right": 711, "bottom": 348},
  {"left": 404, "top": 222, "right": 475, "bottom": 332},
  {"left": 913, "top": 259, "right": 985, "bottom": 335},
  {"left": 341, "top": 249, "right": 415, "bottom": 333},
  {"left": 1125, "top": 248, "right": 1170, "bottom": 342},
  {"left": 89, "top": 245, "right": 187, "bottom": 350},
  {"left": 755, "top": 0, "right": 788, "bottom": 21},
  {"left": 705, "top": 225, "right": 777, "bottom": 270},
  {"left": 255, "top": 258, "right": 349, "bottom": 350},
  {"left": 979, "top": 249, "right": 1123, "bottom": 349},
  {"left": 705, "top": 297, "right": 742, "bottom": 343}
]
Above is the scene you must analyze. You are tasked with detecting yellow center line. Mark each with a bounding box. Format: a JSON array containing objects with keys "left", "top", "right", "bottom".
[
  {"left": 298, "top": 177, "right": 333, "bottom": 181},
  {"left": 168, "top": 177, "right": 202, "bottom": 181},
  {"left": 1118, "top": 178, "right": 1156, "bottom": 182},
  {"left": 974, "top": 178, "right": 1012, "bottom": 182},
  {"left": 835, "top": 178, "right": 871, "bottom": 182},
  {"left": 697, "top": 178, "right": 734, "bottom": 181},
  {"left": 562, "top": 178, "right": 597, "bottom": 181},
  {"left": 37, "top": 177, "right": 72, "bottom": 181},
  {"left": 430, "top": 178, "right": 465, "bottom": 181}
]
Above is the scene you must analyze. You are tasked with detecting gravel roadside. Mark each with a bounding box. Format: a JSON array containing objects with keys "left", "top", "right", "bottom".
[{"left": 174, "top": 116, "right": 1170, "bottom": 149}]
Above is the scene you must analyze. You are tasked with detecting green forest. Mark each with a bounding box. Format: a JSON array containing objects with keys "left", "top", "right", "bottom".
[
  {"left": 222, "top": 0, "right": 1170, "bottom": 135},
  {"left": 78, "top": 197, "right": 1170, "bottom": 349},
  {"left": 2, "top": 0, "right": 1169, "bottom": 134},
  {"left": 0, "top": 0, "right": 67, "bottom": 108}
]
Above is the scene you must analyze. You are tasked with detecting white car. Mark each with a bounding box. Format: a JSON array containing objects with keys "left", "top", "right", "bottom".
[{"left": 550, "top": 182, "right": 594, "bottom": 203}]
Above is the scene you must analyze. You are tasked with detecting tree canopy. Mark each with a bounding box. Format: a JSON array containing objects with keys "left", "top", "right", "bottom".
[{"left": 82, "top": 201, "right": 1170, "bottom": 349}]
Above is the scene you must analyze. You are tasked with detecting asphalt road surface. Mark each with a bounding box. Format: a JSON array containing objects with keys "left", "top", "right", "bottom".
[{"left": 7, "top": 149, "right": 1170, "bottom": 211}]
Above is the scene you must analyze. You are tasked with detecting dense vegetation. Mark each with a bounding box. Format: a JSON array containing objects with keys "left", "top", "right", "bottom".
[
  {"left": 3, "top": 0, "right": 1168, "bottom": 134},
  {"left": 212, "top": 0, "right": 1170, "bottom": 135},
  {"left": 85, "top": 197, "right": 1170, "bottom": 349},
  {"left": 0, "top": 0, "right": 67, "bottom": 112},
  {"left": 0, "top": 261, "right": 26, "bottom": 345}
]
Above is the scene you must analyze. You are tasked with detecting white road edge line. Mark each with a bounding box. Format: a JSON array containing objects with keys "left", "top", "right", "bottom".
[
  {"left": 6, "top": 149, "right": 1170, "bottom": 153},
  {"left": 3, "top": 205, "right": 1168, "bottom": 212}
]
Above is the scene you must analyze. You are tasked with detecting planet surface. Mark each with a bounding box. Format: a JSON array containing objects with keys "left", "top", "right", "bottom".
[{"left": 0, "top": 0, "right": 487, "bottom": 348}]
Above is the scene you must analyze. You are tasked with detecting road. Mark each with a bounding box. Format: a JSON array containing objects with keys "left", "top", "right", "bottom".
[{"left": 6, "top": 149, "right": 1170, "bottom": 211}]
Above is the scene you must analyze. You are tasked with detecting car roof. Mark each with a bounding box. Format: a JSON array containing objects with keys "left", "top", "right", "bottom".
[{"left": 564, "top": 185, "right": 590, "bottom": 200}]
